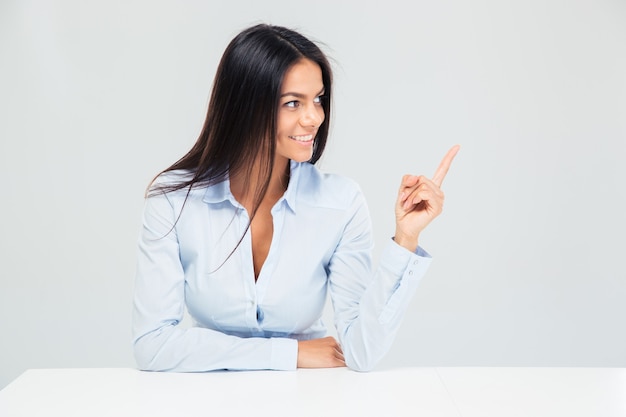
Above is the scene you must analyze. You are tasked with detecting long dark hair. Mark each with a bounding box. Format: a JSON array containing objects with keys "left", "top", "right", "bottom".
[{"left": 147, "top": 23, "right": 333, "bottom": 214}]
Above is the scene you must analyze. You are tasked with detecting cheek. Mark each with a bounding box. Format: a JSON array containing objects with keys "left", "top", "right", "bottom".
[
  {"left": 277, "top": 113, "right": 296, "bottom": 133},
  {"left": 318, "top": 107, "right": 326, "bottom": 123}
]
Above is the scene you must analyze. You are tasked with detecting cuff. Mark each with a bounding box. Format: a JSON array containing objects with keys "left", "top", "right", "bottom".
[
  {"left": 270, "top": 337, "right": 298, "bottom": 370},
  {"left": 381, "top": 238, "right": 432, "bottom": 276}
]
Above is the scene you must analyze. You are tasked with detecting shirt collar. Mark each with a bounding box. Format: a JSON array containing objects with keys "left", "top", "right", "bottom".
[
  {"left": 202, "top": 177, "right": 239, "bottom": 207},
  {"left": 201, "top": 160, "right": 303, "bottom": 213},
  {"left": 281, "top": 160, "right": 301, "bottom": 213}
]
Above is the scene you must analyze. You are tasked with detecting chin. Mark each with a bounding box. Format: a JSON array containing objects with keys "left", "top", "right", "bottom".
[{"left": 291, "top": 154, "right": 313, "bottom": 163}]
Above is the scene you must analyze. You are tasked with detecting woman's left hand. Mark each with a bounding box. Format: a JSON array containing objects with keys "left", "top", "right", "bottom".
[{"left": 393, "top": 145, "right": 460, "bottom": 252}]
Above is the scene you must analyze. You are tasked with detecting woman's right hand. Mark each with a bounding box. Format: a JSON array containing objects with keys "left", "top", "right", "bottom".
[{"left": 297, "top": 336, "right": 346, "bottom": 368}]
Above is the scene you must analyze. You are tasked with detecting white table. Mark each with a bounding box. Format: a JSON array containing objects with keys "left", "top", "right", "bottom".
[{"left": 1, "top": 367, "right": 625, "bottom": 417}]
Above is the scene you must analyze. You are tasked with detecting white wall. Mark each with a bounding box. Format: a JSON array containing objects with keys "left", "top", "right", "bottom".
[{"left": 1, "top": 0, "right": 625, "bottom": 389}]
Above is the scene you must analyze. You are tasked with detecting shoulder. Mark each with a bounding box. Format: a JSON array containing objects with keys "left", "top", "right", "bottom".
[
  {"left": 150, "top": 169, "right": 193, "bottom": 186},
  {"left": 146, "top": 169, "right": 204, "bottom": 200},
  {"left": 294, "top": 162, "right": 365, "bottom": 209}
]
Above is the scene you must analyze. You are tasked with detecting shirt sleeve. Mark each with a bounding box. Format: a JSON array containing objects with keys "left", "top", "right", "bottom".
[
  {"left": 132, "top": 191, "right": 298, "bottom": 372},
  {"left": 327, "top": 188, "right": 432, "bottom": 372}
]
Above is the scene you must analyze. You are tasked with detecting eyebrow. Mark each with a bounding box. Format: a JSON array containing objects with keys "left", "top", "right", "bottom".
[{"left": 280, "top": 87, "right": 325, "bottom": 99}]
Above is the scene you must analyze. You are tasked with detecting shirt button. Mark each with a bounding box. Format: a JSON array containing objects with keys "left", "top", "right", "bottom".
[
  {"left": 413, "top": 260, "right": 419, "bottom": 265},
  {"left": 408, "top": 270, "right": 413, "bottom": 275}
]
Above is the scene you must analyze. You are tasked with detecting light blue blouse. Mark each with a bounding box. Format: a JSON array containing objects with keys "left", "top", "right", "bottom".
[{"left": 132, "top": 160, "right": 432, "bottom": 372}]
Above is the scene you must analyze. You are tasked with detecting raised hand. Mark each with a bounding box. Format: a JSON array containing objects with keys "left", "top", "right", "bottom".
[{"left": 394, "top": 145, "right": 460, "bottom": 252}]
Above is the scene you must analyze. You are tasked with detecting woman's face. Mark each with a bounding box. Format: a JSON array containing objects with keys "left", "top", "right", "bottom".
[{"left": 276, "top": 58, "right": 326, "bottom": 164}]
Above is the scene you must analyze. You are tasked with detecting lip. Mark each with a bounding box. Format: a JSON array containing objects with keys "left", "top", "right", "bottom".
[{"left": 288, "top": 133, "right": 315, "bottom": 144}]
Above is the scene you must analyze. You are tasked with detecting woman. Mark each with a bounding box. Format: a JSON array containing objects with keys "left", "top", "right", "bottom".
[{"left": 132, "top": 23, "right": 459, "bottom": 372}]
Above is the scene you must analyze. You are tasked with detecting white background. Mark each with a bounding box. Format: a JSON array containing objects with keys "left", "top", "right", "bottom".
[{"left": 1, "top": 0, "right": 625, "bottom": 389}]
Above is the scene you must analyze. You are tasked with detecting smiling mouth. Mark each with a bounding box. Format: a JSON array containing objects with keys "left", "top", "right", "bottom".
[{"left": 288, "top": 134, "right": 314, "bottom": 142}]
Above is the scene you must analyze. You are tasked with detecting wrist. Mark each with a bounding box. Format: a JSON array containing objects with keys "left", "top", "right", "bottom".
[{"left": 393, "top": 232, "right": 419, "bottom": 252}]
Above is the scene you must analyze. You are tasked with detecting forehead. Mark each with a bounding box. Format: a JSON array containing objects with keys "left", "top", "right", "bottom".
[{"left": 281, "top": 59, "right": 324, "bottom": 93}]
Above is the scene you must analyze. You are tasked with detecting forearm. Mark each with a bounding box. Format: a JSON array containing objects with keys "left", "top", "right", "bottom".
[
  {"left": 133, "top": 324, "right": 298, "bottom": 372},
  {"left": 335, "top": 240, "right": 432, "bottom": 371}
]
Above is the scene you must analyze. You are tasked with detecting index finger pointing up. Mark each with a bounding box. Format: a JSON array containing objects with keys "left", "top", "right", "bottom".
[{"left": 432, "top": 145, "right": 461, "bottom": 187}]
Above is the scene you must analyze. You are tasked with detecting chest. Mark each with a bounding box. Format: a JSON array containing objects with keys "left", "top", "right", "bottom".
[
  {"left": 176, "top": 200, "right": 349, "bottom": 334},
  {"left": 249, "top": 205, "right": 274, "bottom": 280}
]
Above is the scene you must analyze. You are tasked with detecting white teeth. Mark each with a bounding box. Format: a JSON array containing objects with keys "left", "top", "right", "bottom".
[{"left": 289, "top": 134, "right": 313, "bottom": 142}]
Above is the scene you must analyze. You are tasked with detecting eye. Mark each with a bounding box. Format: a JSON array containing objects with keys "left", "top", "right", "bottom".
[
  {"left": 284, "top": 100, "right": 300, "bottom": 108},
  {"left": 314, "top": 94, "right": 326, "bottom": 105}
]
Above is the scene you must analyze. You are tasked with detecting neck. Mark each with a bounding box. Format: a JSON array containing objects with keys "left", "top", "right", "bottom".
[{"left": 230, "top": 156, "right": 290, "bottom": 207}]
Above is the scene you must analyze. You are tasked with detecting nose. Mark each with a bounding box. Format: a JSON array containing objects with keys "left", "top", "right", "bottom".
[{"left": 300, "top": 104, "right": 324, "bottom": 128}]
